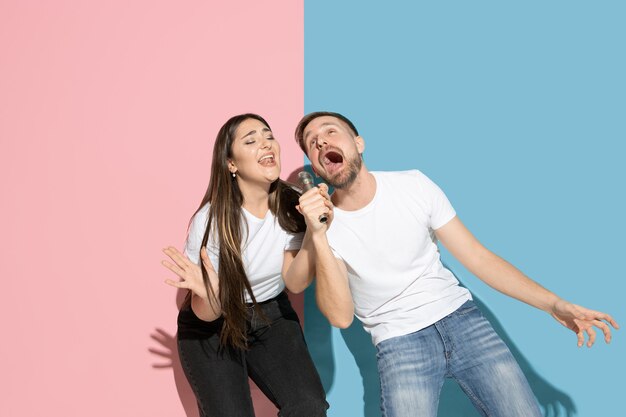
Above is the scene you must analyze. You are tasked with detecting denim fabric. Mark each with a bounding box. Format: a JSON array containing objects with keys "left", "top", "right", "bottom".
[
  {"left": 376, "top": 300, "right": 542, "bottom": 417},
  {"left": 177, "top": 292, "right": 328, "bottom": 417}
]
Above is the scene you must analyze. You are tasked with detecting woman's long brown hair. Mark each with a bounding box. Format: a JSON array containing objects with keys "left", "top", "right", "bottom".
[{"left": 188, "top": 114, "right": 305, "bottom": 350}]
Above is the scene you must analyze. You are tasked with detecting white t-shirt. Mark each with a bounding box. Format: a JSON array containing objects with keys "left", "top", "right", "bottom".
[
  {"left": 184, "top": 204, "right": 304, "bottom": 303},
  {"left": 327, "top": 170, "right": 471, "bottom": 345}
]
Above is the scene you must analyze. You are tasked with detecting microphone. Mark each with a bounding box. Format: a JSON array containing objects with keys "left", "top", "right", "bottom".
[{"left": 297, "top": 171, "right": 328, "bottom": 224}]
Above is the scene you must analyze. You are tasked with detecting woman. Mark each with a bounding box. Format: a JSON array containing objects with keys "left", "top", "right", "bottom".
[{"left": 161, "top": 114, "right": 331, "bottom": 417}]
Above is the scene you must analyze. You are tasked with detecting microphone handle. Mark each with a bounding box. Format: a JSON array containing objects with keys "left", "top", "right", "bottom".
[{"left": 300, "top": 180, "right": 328, "bottom": 224}]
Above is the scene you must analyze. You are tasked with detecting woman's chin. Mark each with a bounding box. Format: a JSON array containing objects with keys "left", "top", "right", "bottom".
[
  {"left": 263, "top": 167, "right": 281, "bottom": 183},
  {"left": 266, "top": 173, "right": 280, "bottom": 183}
]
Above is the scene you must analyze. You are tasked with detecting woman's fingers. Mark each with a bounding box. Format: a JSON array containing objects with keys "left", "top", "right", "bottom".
[
  {"left": 164, "top": 278, "right": 188, "bottom": 289},
  {"left": 163, "top": 246, "right": 191, "bottom": 269},
  {"left": 200, "top": 247, "right": 216, "bottom": 273},
  {"left": 161, "top": 259, "right": 186, "bottom": 278}
]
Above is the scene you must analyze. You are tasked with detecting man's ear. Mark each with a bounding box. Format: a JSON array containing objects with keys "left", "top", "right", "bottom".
[{"left": 355, "top": 135, "right": 365, "bottom": 154}]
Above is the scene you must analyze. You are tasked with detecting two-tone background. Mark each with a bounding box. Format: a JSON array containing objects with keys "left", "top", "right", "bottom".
[{"left": 1, "top": 1, "right": 623, "bottom": 416}]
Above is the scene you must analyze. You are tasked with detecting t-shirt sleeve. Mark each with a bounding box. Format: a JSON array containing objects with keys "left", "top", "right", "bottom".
[
  {"left": 330, "top": 247, "right": 345, "bottom": 261},
  {"left": 415, "top": 170, "right": 456, "bottom": 230},
  {"left": 284, "top": 231, "right": 304, "bottom": 251},
  {"left": 183, "top": 205, "right": 209, "bottom": 265}
]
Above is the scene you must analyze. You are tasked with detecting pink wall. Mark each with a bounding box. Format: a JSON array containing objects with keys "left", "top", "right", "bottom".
[{"left": 0, "top": 1, "right": 303, "bottom": 416}]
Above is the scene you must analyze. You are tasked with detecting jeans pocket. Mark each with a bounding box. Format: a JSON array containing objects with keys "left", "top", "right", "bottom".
[
  {"left": 177, "top": 304, "right": 224, "bottom": 340},
  {"left": 454, "top": 299, "right": 478, "bottom": 316}
]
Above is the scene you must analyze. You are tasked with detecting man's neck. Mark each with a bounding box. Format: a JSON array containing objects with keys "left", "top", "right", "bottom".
[{"left": 331, "top": 165, "right": 376, "bottom": 211}]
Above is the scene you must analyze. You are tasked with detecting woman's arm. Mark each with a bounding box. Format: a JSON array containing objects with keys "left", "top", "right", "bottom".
[{"left": 435, "top": 216, "right": 619, "bottom": 347}]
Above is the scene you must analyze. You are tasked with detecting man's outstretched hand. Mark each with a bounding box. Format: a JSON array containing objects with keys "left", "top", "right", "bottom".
[{"left": 550, "top": 299, "right": 619, "bottom": 347}]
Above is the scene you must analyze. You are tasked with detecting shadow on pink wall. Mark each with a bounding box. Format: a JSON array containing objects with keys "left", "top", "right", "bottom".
[
  {"left": 149, "top": 289, "right": 305, "bottom": 416},
  {"left": 149, "top": 166, "right": 309, "bottom": 416}
]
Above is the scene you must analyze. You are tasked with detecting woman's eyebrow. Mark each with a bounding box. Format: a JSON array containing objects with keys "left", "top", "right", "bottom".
[{"left": 240, "top": 127, "right": 271, "bottom": 140}]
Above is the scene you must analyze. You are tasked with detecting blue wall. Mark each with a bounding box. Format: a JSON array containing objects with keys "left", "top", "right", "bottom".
[{"left": 304, "top": 2, "right": 625, "bottom": 416}]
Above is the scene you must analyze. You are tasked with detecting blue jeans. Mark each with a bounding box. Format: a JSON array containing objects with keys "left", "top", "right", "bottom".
[
  {"left": 177, "top": 292, "right": 328, "bottom": 417},
  {"left": 375, "top": 300, "right": 542, "bottom": 417}
]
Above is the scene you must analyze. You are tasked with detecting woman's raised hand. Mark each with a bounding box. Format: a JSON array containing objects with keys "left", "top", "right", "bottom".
[{"left": 161, "top": 246, "right": 218, "bottom": 301}]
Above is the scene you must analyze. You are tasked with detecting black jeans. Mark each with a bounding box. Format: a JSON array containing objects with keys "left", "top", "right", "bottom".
[{"left": 177, "top": 291, "right": 328, "bottom": 417}]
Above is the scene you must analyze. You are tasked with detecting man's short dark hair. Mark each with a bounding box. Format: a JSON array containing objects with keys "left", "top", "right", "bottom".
[{"left": 294, "top": 112, "right": 359, "bottom": 154}]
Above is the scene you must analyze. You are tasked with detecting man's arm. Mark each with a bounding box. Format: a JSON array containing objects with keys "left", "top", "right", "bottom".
[
  {"left": 435, "top": 216, "right": 619, "bottom": 347},
  {"left": 310, "top": 232, "right": 353, "bottom": 328},
  {"left": 282, "top": 230, "right": 315, "bottom": 294},
  {"left": 298, "top": 184, "right": 354, "bottom": 328}
]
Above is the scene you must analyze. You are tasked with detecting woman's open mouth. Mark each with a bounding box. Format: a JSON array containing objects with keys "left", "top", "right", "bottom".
[{"left": 258, "top": 153, "right": 276, "bottom": 166}]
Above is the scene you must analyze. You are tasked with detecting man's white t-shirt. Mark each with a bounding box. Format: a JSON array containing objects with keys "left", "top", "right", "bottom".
[
  {"left": 327, "top": 170, "right": 471, "bottom": 345},
  {"left": 184, "top": 204, "right": 304, "bottom": 303}
]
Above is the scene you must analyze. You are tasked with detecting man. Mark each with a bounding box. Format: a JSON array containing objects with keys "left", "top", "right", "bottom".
[{"left": 294, "top": 111, "right": 619, "bottom": 417}]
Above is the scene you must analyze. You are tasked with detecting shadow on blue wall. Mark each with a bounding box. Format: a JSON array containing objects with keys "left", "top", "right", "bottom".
[
  {"left": 289, "top": 165, "right": 575, "bottom": 416},
  {"left": 304, "top": 281, "right": 576, "bottom": 417}
]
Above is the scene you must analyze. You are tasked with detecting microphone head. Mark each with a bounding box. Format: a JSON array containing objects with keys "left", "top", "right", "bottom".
[{"left": 297, "top": 171, "right": 315, "bottom": 191}]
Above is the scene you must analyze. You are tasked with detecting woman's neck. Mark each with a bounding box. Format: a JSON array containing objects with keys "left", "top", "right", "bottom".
[{"left": 239, "top": 180, "right": 271, "bottom": 218}]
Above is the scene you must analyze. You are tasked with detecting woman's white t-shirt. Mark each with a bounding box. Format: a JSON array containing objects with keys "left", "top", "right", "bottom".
[{"left": 184, "top": 204, "right": 304, "bottom": 303}]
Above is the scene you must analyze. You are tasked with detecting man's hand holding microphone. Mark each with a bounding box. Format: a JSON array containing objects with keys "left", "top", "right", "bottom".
[{"left": 296, "top": 171, "right": 333, "bottom": 232}]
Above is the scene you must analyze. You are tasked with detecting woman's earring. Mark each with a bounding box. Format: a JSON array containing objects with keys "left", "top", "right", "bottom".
[{"left": 232, "top": 172, "right": 236, "bottom": 178}]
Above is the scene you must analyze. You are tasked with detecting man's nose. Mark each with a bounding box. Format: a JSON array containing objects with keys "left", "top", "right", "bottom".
[{"left": 316, "top": 136, "right": 328, "bottom": 149}]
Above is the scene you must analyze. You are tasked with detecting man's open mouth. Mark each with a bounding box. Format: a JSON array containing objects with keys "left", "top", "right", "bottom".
[{"left": 322, "top": 150, "right": 344, "bottom": 174}]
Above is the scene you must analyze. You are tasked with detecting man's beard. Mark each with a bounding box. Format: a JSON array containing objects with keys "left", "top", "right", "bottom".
[{"left": 322, "top": 153, "right": 362, "bottom": 189}]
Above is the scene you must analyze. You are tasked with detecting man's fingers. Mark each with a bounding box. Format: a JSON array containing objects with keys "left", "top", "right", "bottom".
[
  {"left": 592, "top": 319, "right": 612, "bottom": 343},
  {"left": 300, "top": 197, "right": 328, "bottom": 212},
  {"left": 576, "top": 330, "right": 585, "bottom": 348},
  {"left": 309, "top": 206, "right": 330, "bottom": 221},
  {"left": 300, "top": 203, "right": 330, "bottom": 222},
  {"left": 318, "top": 183, "right": 330, "bottom": 197},
  {"left": 299, "top": 185, "right": 331, "bottom": 206},
  {"left": 585, "top": 327, "right": 597, "bottom": 348},
  {"left": 299, "top": 192, "right": 323, "bottom": 207},
  {"left": 596, "top": 312, "right": 619, "bottom": 329},
  {"left": 299, "top": 187, "right": 321, "bottom": 202},
  {"left": 577, "top": 307, "right": 619, "bottom": 329}
]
